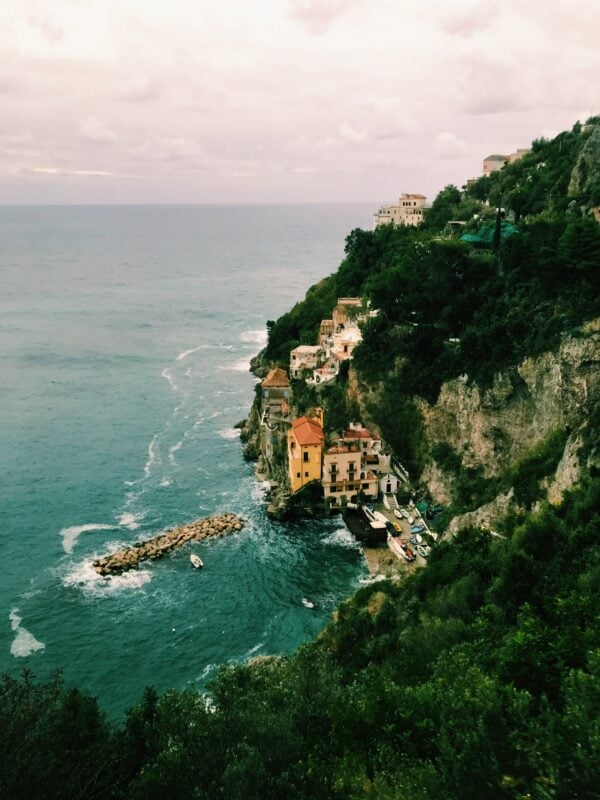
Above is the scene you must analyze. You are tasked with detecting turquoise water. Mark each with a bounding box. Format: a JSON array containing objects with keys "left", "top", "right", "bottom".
[{"left": 0, "top": 204, "right": 374, "bottom": 717}]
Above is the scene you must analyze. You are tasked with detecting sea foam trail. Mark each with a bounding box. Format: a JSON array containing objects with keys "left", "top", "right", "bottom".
[
  {"left": 161, "top": 368, "right": 178, "bottom": 391},
  {"left": 9, "top": 608, "right": 45, "bottom": 658},
  {"left": 144, "top": 434, "right": 159, "bottom": 477},
  {"left": 168, "top": 440, "right": 183, "bottom": 465},
  {"left": 176, "top": 343, "right": 234, "bottom": 361},
  {"left": 60, "top": 523, "right": 114, "bottom": 554},
  {"left": 240, "top": 329, "right": 267, "bottom": 346},
  {"left": 323, "top": 526, "right": 362, "bottom": 550},
  {"left": 219, "top": 357, "right": 251, "bottom": 373},
  {"left": 118, "top": 512, "right": 141, "bottom": 530},
  {"left": 219, "top": 428, "right": 240, "bottom": 440}
]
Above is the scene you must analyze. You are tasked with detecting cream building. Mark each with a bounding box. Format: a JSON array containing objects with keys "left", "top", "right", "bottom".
[
  {"left": 374, "top": 193, "right": 427, "bottom": 228},
  {"left": 322, "top": 444, "right": 378, "bottom": 507},
  {"left": 290, "top": 345, "right": 322, "bottom": 379}
]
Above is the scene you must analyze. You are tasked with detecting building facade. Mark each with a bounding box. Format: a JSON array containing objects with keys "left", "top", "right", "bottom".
[
  {"left": 287, "top": 412, "right": 325, "bottom": 494},
  {"left": 290, "top": 345, "right": 322, "bottom": 379},
  {"left": 322, "top": 444, "right": 377, "bottom": 507},
  {"left": 374, "top": 193, "right": 427, "bottom": 228}
]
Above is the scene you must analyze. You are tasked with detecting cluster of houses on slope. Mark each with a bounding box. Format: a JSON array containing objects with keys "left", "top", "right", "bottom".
[
  {"left": 257, "top": 297, "right": 403, "bottom": 508},
  {"left": 373, "top": 150, "right": 531, "bottom": 231},
  {"left": 289, "top": 297, "right": 375, "bottom": 385}
]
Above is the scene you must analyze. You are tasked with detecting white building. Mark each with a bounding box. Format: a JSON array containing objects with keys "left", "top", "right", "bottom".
[
  {"left": 374, "top": 193, "right": 427, "bottom": 228},
  {"left": 290, "top": 345, "right": 322, "bottom": 379}
]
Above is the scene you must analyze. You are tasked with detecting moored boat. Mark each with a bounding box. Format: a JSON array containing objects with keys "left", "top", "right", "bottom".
[{"left": 190, "top": 554, "right": 204, "bottom": 569}]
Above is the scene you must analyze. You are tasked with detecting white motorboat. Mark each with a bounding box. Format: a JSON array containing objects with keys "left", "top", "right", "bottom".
[{"left": 190, "top": 554, "right": 204, "bottom": 569}]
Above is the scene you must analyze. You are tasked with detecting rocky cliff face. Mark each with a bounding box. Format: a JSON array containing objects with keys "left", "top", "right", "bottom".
[{"left": 419, "top": 321, "right": 599, "bottom": 533}]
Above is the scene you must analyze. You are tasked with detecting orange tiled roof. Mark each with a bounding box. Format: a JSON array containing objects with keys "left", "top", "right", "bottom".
[
  {"left": 292, "top": 416, "right": 324, "bottom": 446},
  {"left": 406, "top": 193, "right": 426, "bottom": 199},
  {"left": 262, "top": 367, "right": 290, "bottom": 388}
]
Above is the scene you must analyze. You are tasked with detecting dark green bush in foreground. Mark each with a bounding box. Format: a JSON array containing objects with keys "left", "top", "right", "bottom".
[{"left": 2, "top": 477, "right": 599, "bottom": 799}]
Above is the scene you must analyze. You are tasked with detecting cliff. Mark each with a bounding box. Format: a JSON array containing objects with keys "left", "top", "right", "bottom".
[{"left": 418, "top": 321, "right": 600, "bottom": 534}]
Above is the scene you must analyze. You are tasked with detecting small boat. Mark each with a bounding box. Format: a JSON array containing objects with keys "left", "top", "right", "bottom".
[{"left": 190, "top": 554, "right": 204, "bottom": 569}]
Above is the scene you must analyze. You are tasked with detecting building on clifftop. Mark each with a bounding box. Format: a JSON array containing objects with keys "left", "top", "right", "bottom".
[
  {"left": 287, "top": 411, "right": 324, "bottom": 494},
  {"left": 374, "top": 193, "right": 427, "bottom": 228}
]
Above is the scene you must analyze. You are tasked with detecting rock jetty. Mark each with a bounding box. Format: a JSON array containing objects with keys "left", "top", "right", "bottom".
[{"left": 92, "top": 514, "right": 244, "bottom": 576}]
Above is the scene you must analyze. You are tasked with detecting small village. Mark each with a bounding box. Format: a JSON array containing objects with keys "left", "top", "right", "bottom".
[{"left": 246, "top": 294, "right": 439, "bottom": 577}]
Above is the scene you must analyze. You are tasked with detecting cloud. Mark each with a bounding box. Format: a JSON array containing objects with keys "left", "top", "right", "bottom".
[
  {"left": 79, "top": 116, "right": 118, "bottom": 144},
  {"left": 117, "top": 76, "right": 162, "bottom": 103},
  {"left": 26, "top": 13, "right": 65, "bottom": 43},
  {"left": 339, "top": 121, "right": 367, "bottom": 143},
  {"left": 365, "top": 97, "right": 418, "bottom": 140},
  {"left": 433, "top": 131, "right": 468, "bottom": 159},
  {"left": 131, "top": 135, "right": 201, "bottom": 161},
  {"left": 439, "top": 0, "right": 501, "bottom": 38},
  {"left": 288, "top": 0, "right": 362, "bottom": 34}
]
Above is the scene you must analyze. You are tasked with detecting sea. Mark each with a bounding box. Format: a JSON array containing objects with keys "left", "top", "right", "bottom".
[{"left": 0, "top": 204, "right": 375, "bottom": 718}]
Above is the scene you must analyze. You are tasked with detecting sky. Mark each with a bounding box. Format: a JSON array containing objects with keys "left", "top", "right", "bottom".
[{"left": 0, "top": 0, "right": 598, "bottom": 204}]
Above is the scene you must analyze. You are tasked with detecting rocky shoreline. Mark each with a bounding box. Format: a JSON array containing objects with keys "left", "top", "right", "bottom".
[{"left": 92, "top": 514, "right": 245, "bottom": 576}]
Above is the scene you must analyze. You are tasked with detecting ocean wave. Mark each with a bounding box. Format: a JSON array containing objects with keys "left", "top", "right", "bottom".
[
  {"left": 60, "top": 523, "right": 115, "bottom": 554},
  {"left": 62, "top": 559, "right": 152, "bottom": 596},
  {"left": 168, "top": 440, "right": 183, "bottom": 465},
  {"left": 9, "top": 608, "right": 45, "bottom": 658},
  {"left": 240, "top": 329, "right": 267, "bottom": 346},
  {"left": 218, "top": 427, "right": 240, "bottom": 440},
  {"left": 302, "top": 598, "right": 315, "bottom": 609},
  {"left": 144, "top": 434, "right": 159, "bottom": 477},
  {"left": 161, "top": 367, "right": 178, "bottom": 391},
  {"left": 176, "top": 343, "right": 234, "bottom": 361},
  {"left": 219, "top": 357, "right": 251, "bottom": 373},
  {"left": 358, "top": 574, "right": 387, "bottom": 585},
  {"left": 118, "top": 512, "right": 141, "bottom": 530},
  {"left": 322, "top": 526, "right": 362, "bottom": 550},
  {"left": 159, "top": 477, "right": 172, "bottom": 487}
]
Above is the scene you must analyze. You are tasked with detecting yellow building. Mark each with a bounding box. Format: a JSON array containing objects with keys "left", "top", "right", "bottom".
[{"left": 287, "top": 411, "right": 324, "bottom": 494}]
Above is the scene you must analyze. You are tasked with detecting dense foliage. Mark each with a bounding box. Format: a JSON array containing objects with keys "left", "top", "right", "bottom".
[
  {"left": 2, "top": 477, "right": 599, "bottom": 799},
  {"left": 264, "top": 120, "right": 600, "bottom": 407}
]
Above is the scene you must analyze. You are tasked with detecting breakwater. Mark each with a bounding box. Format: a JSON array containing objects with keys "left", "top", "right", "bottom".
[{"left": 92, "top": 514, "right": 244, "bottom": 575}]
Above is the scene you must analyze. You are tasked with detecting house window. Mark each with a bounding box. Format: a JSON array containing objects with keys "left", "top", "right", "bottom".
[
  {"left": 304, "top": 471, "right": 309, "bottom": 477},
  {"left": 303, "top": 451, "right": 309, "bottom": 462},
  {"left": 362, "top": 483, "right": 370, "bottom": 490},
  {"left": 296, "top": 472, "right": 301, "bottom": 478},
  {"left": 330, "top": 485, "right": 337, "bottom": 493}
]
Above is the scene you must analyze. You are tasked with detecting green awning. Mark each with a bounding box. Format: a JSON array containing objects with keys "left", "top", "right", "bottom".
[{"left": 461, "top": 220, "right": 518, "bottom": 246}]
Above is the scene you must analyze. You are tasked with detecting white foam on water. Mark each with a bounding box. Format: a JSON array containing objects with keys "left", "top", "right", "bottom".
[
  {"left": 60, "top": 523, "right": 114, "bottom": 554},
  {"left": 199, "top": 663, "right": 217, "bottom": 680},
  {"left": 159, "top": 477, "right": 172, "bottom": 487},
  {"left": 176, "top": 345, "right": 205, "bottom": 361},
  {"left": 323, "top": 526, "right": 362, "bottom": 550},
  {"left": 302, "top": 598, "right": 315, "bottom": 609},
  {"left": 62, "top": 559, "right": 152, "bottom": 596},
  {"left": 176, "top": 343, "right": 234, "bottom": 361},
  {"left": 358, "top": 574, "right": 387, "bottom": 585},
  {"left": 184, "top": 367, "right": 192, "bottom": 377},
  {"left": 161, "top": 368, "right": 178, "bottom": 391},
  {"left": 218, "top": 427, "right": 240, "bottom": 440},
  {"left": 219, "top": 357, "right": 251, "bottom": 373},
  {"left": 168, "top": 440, "right": 183, "bottom": 465},
  {"left": 118, "top": 512, "right": 141, "bottom": 530},
  {"left": 9, "top": 608, "right": 45, "bottom": 658},
  {"left": 144, "top": 434, "right": 159, "bottom": 477},
  {"left": 243, "top": 641, "right": 266, "bottom": 659},
  {"left": 240, "top": 329, "right": 267, "bottom": 346}
]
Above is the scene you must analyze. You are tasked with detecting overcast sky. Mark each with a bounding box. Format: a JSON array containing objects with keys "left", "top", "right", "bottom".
[{"left": 1, "top": 0, "right": 598, "bottom": 204}]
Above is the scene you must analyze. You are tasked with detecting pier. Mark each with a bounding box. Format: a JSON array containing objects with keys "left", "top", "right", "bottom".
[{"left": 92, "top": 513, "right": 244, "bottom": 575}]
